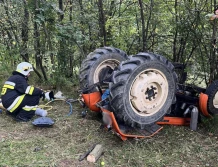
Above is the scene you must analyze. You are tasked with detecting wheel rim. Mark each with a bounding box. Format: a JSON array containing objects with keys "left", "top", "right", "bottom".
[
  {"left": 213, "top": 91, "right": 218, "bottom": 108},
  {"left": 129, "top": 69, "right": 169, "bottom": 116},
  {"left": 94, "top": 59, "right": 120, "bottom": 83}
]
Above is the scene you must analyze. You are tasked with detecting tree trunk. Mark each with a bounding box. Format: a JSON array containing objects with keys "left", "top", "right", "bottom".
[
  {"left": 138, "top": 0, "right": 146, "bottom": 51},
  {"left": 106, "top": 1, "right": 115, "bottom": 44},
  {"left": 21, "top": 0, "right": 29, "bottom": 61},
  {"left": 58, "top": 0, "right": 66, "bottom": 75},
  {"left": 78, "top": 0, "right": 87, "bottom": 55},
  {"left": 59, "top": 0, "right": 64, "bottom": 21},
  {"left": 34, "top": 0, "right": 47, "bottom": 80},
  {"left": 69, "top": 0, "right": 73, "bottom": 78},
  {"left": 173, "top": 0, "right": 178, "bottom": 62},
  {"left": 34, "top": 0, "right": 40, "bottom": 67},
  {"left": 135, "top": 3, "right": 141, "bottom": 52},
  {"left": 97, "top": 0, "right": 106, "bottom": 46},
  {"left": 69, "top": 0, "right": 73, "bottom": 21},
  {"left": 209, "top": 0, "right": 218, "bottom": 82}
]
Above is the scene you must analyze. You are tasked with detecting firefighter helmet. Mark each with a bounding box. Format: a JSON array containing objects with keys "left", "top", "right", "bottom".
[{"left": 16, "top": 62, "right": 34, "bottom": 76}]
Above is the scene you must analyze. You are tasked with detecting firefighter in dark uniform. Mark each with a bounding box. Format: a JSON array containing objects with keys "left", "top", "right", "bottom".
[{"left": 1, "top": 62, "right": 51, "bottom": 122}]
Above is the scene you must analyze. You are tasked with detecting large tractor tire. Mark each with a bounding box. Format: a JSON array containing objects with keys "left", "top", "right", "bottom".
[
  {"left": 79, "top": 47, "right": 128, "bottom": 91},
  {"left": 205, "top": 80, "right": 218, "bottom": 115},
  {"left": 109, "top": 52, "right": 178, "bottom": 129}
]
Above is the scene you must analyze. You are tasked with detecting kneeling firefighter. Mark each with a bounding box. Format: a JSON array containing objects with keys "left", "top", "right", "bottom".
[{"left": 1, "top": 62, "right": 53, "bottom": 122}]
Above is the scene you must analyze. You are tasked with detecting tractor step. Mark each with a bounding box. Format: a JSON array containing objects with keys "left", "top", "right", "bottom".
[
  {"left": 101, "top": 107, "right": 163, "bottom": 141},
  {"left": 118, "top": 123, "right": 163, "bottom": 137}
]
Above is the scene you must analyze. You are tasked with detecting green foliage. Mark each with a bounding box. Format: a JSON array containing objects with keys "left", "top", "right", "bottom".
[{"left": 0, "top": 0, "right": 217, "bottom": 85}]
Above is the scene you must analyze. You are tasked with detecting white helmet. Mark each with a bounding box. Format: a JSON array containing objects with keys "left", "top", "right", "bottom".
[{"left": 16, "top": 62, "right": 34, "bottom": 76}]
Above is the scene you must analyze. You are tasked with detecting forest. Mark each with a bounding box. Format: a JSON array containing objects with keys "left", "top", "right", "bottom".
[{"left": 0, "top": 0, "right": 217, "bottom": 87}]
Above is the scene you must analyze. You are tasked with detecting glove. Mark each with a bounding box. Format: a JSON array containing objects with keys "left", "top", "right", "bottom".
[
  {"left": 44, "top": 91, "right": 55, "bottom": 101},
  {"left": 40, "top": 92, "right": 45, "bottom": 101},
  {"left": 35, "top": 108, "right": 47, "bottom": 117}
]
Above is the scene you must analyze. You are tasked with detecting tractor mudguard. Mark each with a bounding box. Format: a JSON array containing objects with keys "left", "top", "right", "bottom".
[
  {"left": 199, "top": 93, "right": 211, "bottom": 117},
  {"left": 82, "top": 92, "right": 101, "bottom": 112}
]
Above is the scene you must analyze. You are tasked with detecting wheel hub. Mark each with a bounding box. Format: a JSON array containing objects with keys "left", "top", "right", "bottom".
[
  {"left": 129, "top": 69, "right": 169, "bottom": 116},
  {"left": 145, "top": 86, "right": 157, "bottom": 101}
]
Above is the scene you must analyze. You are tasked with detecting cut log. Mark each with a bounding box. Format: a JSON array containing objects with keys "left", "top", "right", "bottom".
[
  {"left": 79, "top": 143, "right": 97, "bottom": 161},
  {"left": 87, "top": 144, "right": 103, "bottom": 163}
]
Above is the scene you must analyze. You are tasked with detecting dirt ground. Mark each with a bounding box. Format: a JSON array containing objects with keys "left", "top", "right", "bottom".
[{"left": 0, "top": 96, "right": 218, "bottom": 167}]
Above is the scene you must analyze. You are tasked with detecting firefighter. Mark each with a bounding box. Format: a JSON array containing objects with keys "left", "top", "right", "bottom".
[{"left": 1, "top": 62, "right": 53, "bottom": 122}]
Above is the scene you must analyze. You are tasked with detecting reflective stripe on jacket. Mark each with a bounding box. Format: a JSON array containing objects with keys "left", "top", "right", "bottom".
[{"left": 1, "top": 71, "right": 43, "bottom": 112}]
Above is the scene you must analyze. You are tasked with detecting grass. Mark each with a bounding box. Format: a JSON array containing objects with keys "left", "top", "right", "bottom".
[{"left": 1, "top": 90, "right": 218, "bottom": 167}]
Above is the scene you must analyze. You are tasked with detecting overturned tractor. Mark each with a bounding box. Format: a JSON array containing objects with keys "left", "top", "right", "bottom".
[{"left": 79, "top": 47, "right": 217, "bottom": 140}]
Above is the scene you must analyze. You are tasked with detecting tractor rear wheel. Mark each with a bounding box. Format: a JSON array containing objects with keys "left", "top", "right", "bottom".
[
  {"left": 79, "top": 47, "right": 128, "bottom": 91},
  {"left": 205, "top": 80, "right": 218, "bottom": 115},
  {"left": 109, "top": 52, "right": 178, "bottom": 128}
]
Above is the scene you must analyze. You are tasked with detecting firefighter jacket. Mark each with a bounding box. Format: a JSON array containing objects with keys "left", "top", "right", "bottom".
[{"left": 1, "top": 71, "right": 43, "bottom": 112}]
